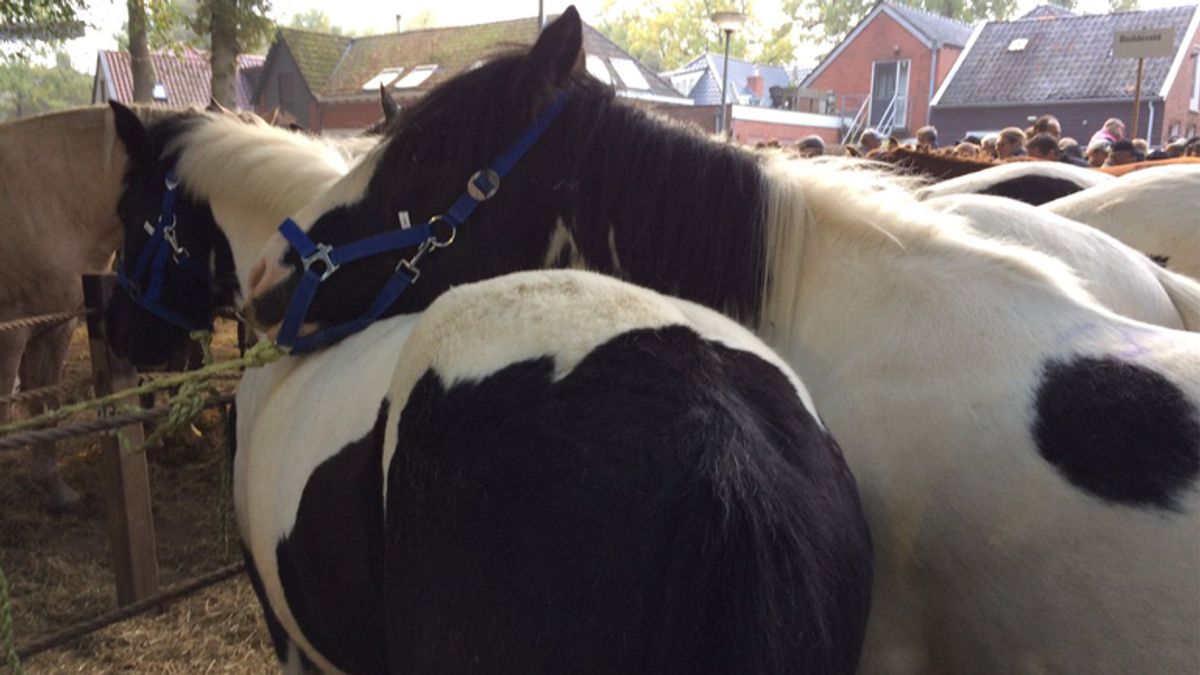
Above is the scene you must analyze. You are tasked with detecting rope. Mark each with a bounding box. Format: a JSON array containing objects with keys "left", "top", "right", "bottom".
[
  {"left": 0, "top": 340, "right": 282, "bottom": 438},
  {"left": 0, "top": 562, "right": 19, "bottom": 675},
  {"left": 10, "top": 562, "right": 244, "bottom": 665},
  {"left": 0, "top": 395, "right": 234, "bottom": 452},
  {"left": 0, "top": 310, "right": 91, "bottom": 335},
  {"left": 0, "top": 377, "right": 93, "bottom": 408}
]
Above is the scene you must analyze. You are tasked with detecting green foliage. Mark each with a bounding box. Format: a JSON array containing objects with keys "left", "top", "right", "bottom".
[
  {"left": 0, "top": 51, "right": 91, "bottom": 119},
  {"left": 115, "top": 0, "right": 272, "bottom": 52},
  {"left": 793, "top": 0, "right": 1017, "bottom": 47},
  {"left": 0, "top": 0, "right": 86, "bottom": 41},
  {"left": 598, "top": 0, "right": 752, "bottom": 72},
  {"left": 1046, "top": 0, "right": 1077, "bottom": 10},
  {"left": 288, "top": 8, "right": 345, "bottom": 35},
  {"left": 191, "top": 0, "right": 274, "bottom": 53},
  {"left": 1108, "top": 0, "right": 1139, "bottom": 11}
]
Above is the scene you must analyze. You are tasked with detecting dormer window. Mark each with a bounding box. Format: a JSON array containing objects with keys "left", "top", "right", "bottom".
[
  {"left": 362, "top": 67, "right": 405, "bottom": 91},
  {"left": 585, "top": 55, "right": 612, "bottom": 84},
  {"left": 610, "top": 57, "right": 650, "bottom": 90},
  {"left": 394, "top": 65, "right": 437, "bottom": 89},
  {"left": 152, "top": 82, "right": 168, "bottom": 101},
  {"left": 1007, "top": 38, "right": 1029, "bottom": 52}
]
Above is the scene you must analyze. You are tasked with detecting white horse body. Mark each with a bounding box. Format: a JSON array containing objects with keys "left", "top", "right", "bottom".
[
  {"left": 760, "top": 158, "right": 1200, "bottom": 674},
  {"left": 925, "top": 193, "right": 1196, "bottom": 330},
  {"left": 915, "top": 160, "right": 1113, "bottom": 202},
  {"left": 1042, "top": 165, "right": 1200, "bottom": 281}
]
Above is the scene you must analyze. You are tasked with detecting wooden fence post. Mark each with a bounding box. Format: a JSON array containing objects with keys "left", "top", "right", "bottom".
[{"left": 81, "top": 274, "right": 160, "bottom": 606}]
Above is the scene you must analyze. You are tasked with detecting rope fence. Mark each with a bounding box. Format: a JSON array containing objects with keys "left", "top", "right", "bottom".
[
  {"left": 9, "top": 562, "right": 245, "bottom": 667},
  {"left": 0, "top": 376, "right": 93, "bottom": 408},
  {"left": 0, "top": 310, "right": 92, "bottom": 335}
]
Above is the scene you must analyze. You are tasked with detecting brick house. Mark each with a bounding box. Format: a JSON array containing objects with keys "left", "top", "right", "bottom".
[
  {"left": 930, "top": 5, "right": 1200, "bottom": 145},
  {"left": 800, "top": 1, "right": 973, "bottom": 140},
  {"left": 254, "top": 17, "right": 689, "bottom": 134},
  {"left": 92, "top": 48, "right": 264, "bottom": 110}
]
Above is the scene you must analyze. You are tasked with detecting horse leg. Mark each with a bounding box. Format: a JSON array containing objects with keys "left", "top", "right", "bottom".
[
  {"left": 19, "top": 321, "right": 81, "bottom": 510},
  {"left": 0, "top": 326, "right": 28, "bottom": 431}
]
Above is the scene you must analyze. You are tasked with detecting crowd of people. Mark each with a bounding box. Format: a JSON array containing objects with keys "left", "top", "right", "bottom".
[{"left": 786, "top": 115, "right": 1200, "bottom": 167}]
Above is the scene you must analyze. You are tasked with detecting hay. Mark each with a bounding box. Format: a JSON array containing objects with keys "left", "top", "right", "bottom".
[{"left": 1, "top": 321, "right": 275, "bottom": 673}]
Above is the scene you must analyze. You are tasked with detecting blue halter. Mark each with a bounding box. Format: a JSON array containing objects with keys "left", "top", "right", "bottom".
[
  {"left": 116, "top": 171, "right": 213, "bottom": 331},
  {"left": 274, "top": 91, "right": 569, "bottom": 354}
]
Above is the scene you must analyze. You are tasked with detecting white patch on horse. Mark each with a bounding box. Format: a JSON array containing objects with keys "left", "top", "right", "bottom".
[
  {"left": 1043, "top": 165, "right": 1200, "bottom": 281},
  {"left": 542, "top": 218, "right": 582, "bottom": 268},
  {"left": 235, "top": 314, "right": 419, "bottom": 675}
]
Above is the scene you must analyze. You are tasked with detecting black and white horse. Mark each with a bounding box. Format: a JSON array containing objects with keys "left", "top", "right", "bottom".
[
  {"left": 914, "top": 160, "right": 1113, "bottom": 205},
  {"left": 106, "top": 102, "right": 874, "bottom": 673},
  {"left": 245, "top": 9, "right": 1200, "bottom": 673}
]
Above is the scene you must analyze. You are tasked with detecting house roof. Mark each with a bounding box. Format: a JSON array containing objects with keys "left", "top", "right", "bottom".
[
  {"left": 95, "top": 48, "right": 265, "bottom": 110},
  {"left": 932, "top": 5, "right": 1200, "bottom": 107},
  {"left": 267, "top": 17, "right": 686, "bottom": 104},
  {"left": 660, "top": 54, "right": 791, "bottom": 106},
  {"left": 1019, "top": 5, "right": 1076, "bottom": 20},
  {"left": 800, "top": 1, "right": 973, "bottom": 88}
]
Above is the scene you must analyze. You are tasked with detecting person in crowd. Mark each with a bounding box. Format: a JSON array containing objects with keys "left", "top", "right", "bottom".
[
  {"left": 1105, "top": 139, "right": 1139, "bottom": 167},
  {"left": 797, "top": 135, "right": 825, "bottom": 158},
  {"left": 916, "top": 125, "right": 938, "bottom": 150},
  {"left": 1165, "top": 137, "right": 1187, "bottom": 158},
  {"left": 1033, "top": 114, "right": 1062, "bottom": 138},
  {"left": 1089, "top": 118, "right": 1125, "bottom": 146},
  {"left": 981, "top": 134, "right": 999, "bottom": 158},
  {"left": 1086, "top": 139, "right": 1111, "bottom": 167},
  {"left": 1057, "top": 138, "right": 1090, "bottom": 166},
  {"left": 860, "top": 128, "right": 884, "bottom": 154},
  {"left": 1131, "top": 138, "right": 1149, "bottom": 159},
  {"left": 1026, "top": 133, "right": 1061, "bottom": 160},
  {"left": 1183, "top": 137, "right": 1200, "bottom": 157},
  {"left": 996, "top": 127, "right": 1028, "bottom": 159},
  {"left": 954, "top": 142, "right": 982, "bottom": 159}
]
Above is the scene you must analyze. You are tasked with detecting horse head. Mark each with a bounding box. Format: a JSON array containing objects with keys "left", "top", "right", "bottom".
[
  {"left": 243, "top": 7, "right": 601, "bottom": 345},
  {"left": 106, "top": 102, "right": 236, "bottom": 367}
]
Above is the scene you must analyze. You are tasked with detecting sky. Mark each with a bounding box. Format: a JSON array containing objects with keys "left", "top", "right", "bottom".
[{"left": 56, "top": 0, "right": 1195, "bottom": 74}]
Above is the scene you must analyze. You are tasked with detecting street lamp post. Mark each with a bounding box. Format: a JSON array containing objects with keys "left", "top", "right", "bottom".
[{"left": 712, "top": 11, "right": 748, "bottom": 138}]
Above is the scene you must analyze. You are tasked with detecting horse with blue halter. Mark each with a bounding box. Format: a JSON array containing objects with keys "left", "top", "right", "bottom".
[
  {"left": 244, "top": 9, "right": 1200, "bottom": 673},
  {"left": 105, "top": 97, "right": 875, "bottom": 673}
]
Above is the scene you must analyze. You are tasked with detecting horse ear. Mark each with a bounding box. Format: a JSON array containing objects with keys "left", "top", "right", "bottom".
[
  {"left": 110, "top": 101, "right": 151, "bottom": 160},
  {"left": 267, "top": 106, "right": 280, "bottom": 126},
  {"left": 380, "top": 84, "right": 400, "bottom": 123},
  {"left": 519, "top": 6, "right": 584, "bottom": 92}
]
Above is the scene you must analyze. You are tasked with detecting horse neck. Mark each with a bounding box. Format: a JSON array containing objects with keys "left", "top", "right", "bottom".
[
  {"left": 564, "top": 103, "right": 769, "bottom": 325},
  {"left": 0, "top": 107, "right": 129, "bottom": 274}
]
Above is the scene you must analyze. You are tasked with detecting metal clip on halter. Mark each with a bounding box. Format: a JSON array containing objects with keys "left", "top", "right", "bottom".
[
  {"left": 302, "top": 242, "right": 340, "bottom": 281},
  {"left": 395, "top": 216, "right": 457, "bottom": 283}
]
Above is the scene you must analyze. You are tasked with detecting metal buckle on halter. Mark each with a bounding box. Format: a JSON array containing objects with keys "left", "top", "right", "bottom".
[
  {"left": 466, "top": 169, "right": 500, "bottom": 201},
  {"left": 302, "top": 242, "right": 339, "bottom": 281},
  {"left": 162, "top": 219, "right": 189, "bottom": 261},
  {"left": 165, "top": 173, "right": 180, "bottom": 191}
]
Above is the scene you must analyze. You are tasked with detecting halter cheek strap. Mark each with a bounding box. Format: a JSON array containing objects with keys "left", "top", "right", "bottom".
[
  {"left": 275, "top": 91, "right": 569, "bottom": 354},
  {"left": 116, "top": 171, "right": 213, "bottom": 331}
]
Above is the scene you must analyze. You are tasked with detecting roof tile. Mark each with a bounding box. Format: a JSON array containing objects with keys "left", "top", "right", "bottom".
[{"left": 98, "top": 48, "right": 264, "bottom": 109}]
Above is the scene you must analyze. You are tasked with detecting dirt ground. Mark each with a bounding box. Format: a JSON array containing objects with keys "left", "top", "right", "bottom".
[{"left": 1, "top": 320, "right": 277, "bottom": 673}]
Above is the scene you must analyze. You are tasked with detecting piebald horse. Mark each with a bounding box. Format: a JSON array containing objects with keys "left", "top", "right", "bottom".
[
  {"left": 915, "top": 159, "right": 1113, "bottom": 205},
  {"left": 1042, "top": 164, "right": 1200, "bottom": 281},
  {"left": 246, "top": 10, "right": 1200, "bottom": 673},
  {"left": 0, "top": 105, "right": 170, "bottom": 508},
  {"left": 105, "top": 104, "right": 874, "bottom": 672}
]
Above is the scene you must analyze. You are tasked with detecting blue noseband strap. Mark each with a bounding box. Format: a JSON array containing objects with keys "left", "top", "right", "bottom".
[
  {"left": 275, "top": 91, "right": 569, "bottom": 353},
  {"left": 116, "top": 171, "right": 213, "bottom": 331}
]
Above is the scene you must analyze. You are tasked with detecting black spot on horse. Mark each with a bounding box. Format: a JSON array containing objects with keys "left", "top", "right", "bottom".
[
  {"left": 980, "top": 175, "right": 1085, "bottom": 206},
  {"left": 1148, "top": 254, "right": 1170, "bottom": 268},
  {"left": 276, "top": 402, "right": 389, "bottom": 673},
  {"left": 1033, "top": 355, "right": 1200, "bottom": 510}
]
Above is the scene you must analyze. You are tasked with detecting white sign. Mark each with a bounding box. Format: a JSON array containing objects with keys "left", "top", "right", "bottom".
[{"left": 1113, "top": 28, "right": 1176, "bottom": 59}]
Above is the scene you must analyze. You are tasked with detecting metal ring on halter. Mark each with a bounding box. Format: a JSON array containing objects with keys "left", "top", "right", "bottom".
[
  {"left": 427, "top": 216, "right": 457, "bottom": 249},
  {"left": 466, "top": 169, "right": 500, "bottom": 201},
  {"left": 302, "top": 242, "right": 340, "bottom": 281},
  {"left": 165, "top": 173, "right": 180, "bottom": 190},
  {"left": 162, "top": 219, "right": 189, "bottom": 260}
]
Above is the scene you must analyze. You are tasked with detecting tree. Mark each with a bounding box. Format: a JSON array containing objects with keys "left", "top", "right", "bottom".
[
  {"left": 792, "top": 0, "right": 1017, "bottom": 48},
  {"left": 1108, "top": 0, "right": 1139, "bottom": 11},
  {"left": 288, "top": 8, "right": 345, "bottom": 34},
  {"left": 1046, "top": 0, "right": 1076, "bottom": 10},
  {"left": 0, "top": 0, "right": 86, "bottom": 42},
  {"left": 204, "top": 0, "right": 272, "bottom": 107},
  {"left": 128, "top": 0, "right": 157, "bottom": 101},
  {"left": 598, "top": 0, "right": 752, "bottom": 72},
  {"left": 0, "top": 51, "right": 91, "bottom": 119}
]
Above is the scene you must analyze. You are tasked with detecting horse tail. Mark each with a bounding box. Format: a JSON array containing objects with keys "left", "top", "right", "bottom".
[
  {"left": 1151, "top": 264, "right": 1200, "bottom": 332},
  {"left": 651, "top": 402, "right": 873, "bottom": 675}
]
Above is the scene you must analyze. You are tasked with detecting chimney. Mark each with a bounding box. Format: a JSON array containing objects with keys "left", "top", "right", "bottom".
[{"left": 747, "top": 66, "right": 764, "bottom": 99}]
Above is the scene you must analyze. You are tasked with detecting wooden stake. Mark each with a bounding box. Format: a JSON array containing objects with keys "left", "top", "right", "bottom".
[{"left": 82, "top": 274, "right": 160, "bottom": 607}]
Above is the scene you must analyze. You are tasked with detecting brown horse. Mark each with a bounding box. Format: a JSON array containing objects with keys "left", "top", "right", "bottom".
[{"left": 0, "top": 105, "right": 171, "bottom": 509}]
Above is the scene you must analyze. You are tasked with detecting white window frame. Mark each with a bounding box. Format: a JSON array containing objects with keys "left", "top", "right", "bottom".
[
  {"left": 394, "top": 65, "right": 437, "bottom": 89},
  {"left": 869, "top": 59, "right": 911, "bottom": 129},
  {"left": 585, "top": 55, "right": 612, "bottom": 85},
  {"left": 1190, "top": 52, "right": 1199, "bottom": 113},
  {"left": 362, "top": 67, "right": 405, "bottom": 92}
]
